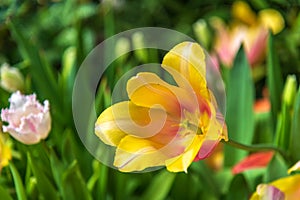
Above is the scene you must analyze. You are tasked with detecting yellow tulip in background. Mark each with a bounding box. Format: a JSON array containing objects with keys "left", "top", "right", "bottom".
[
  {"left": 0, "top": 124, "right": 12, "bottom": 172},
  {"left": 211, "top": 1, "right": 284, "bottom": 67},
  {"left": 251, "top": 161, "right": 300, "bottom": 199}
]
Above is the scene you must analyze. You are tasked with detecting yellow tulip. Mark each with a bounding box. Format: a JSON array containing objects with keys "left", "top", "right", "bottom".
[
  {"left": 95, "top": 42, "right": 227, "bottom": 173},
  {"left": 251, "top": 174, "right": 300, "bottom": 200},
  {"left": 0, "top": 124, "right": 12, "bottom": 172},
  {"left": 251, "top": 160, "right": 300, "bottom": 200}
]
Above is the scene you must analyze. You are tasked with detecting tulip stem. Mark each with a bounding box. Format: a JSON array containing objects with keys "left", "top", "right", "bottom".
[{"left": 223, "top": 139, "right": 289, "bottom": 161}]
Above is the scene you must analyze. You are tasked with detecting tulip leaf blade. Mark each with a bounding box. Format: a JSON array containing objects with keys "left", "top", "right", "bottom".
[
  {"left": 263, "top": 154, "right": 288, "bottom": 182},
  {"left": 62, "top": 160, "right": 92, "bottom": 200},
  {"left": 9, "top": 163, "right": 27, "bottom": 200},
  {"left": 27, "top": 153, "right": 58, "bottom": 200},
  {"left": 0, "top": 185, "right": 13, "bottom": 200},
  {"left": 226, "top": 174, "right": 250, "bottom": 200},
  {"left": 224, "top": 46, "right": 255, "bottom": 166},
  {"left": 7, "top": 19, "right": 60, "bottom": 107},
  {"left": 267, "top": 33, "right": 283, "bottom": 125},
  {"left": 289, "top": 86, "right": 300, "bottom": 162},
  {"left": 142, "top": 170, "right": 176, "bottom": 200}
]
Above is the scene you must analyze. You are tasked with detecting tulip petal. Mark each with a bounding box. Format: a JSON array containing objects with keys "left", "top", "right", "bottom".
[
  {"left": 162, "top": 42, "right": 209, "bottom": 99},
  {"left": 255, "top": 184, "right": 285, "bottom": 200},
  {"left": 288, "top": 161, "right": 300, "bottom": 174},
  {"left": 232, "top": 1, "right": 257, "bottom": 25},
  {"left": 95, "top": 101, "right": 180, "bottom": 146},
  {"left": 258, "top": 9, "right": 285, "bottom": 34},
  {"left": 251, "top": 174, "right": 300, "bottom": 200},
  {"left": 270, "top": 174, "right": 300, "bottom": 199},
  {"left": 114, "top": 135, "right": 168, "bottom": 172},
  {"left": 232, "top": 151, "right": 274, "bottom": 174},
  {"left": 127, "top": 72, "right": 197, "bottom": 116},
  {"left": 165, "top": 135, "right": 203, "bottom": 173}
]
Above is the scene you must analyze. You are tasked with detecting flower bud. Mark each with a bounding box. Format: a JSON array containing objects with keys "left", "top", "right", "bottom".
[
  {"left": 283, "top": 75, "right": 297, "bottom": 107},
  {"left": 1, "top": 91, "right": 51, "bottom": 145},
  {"left": 193, "top": 19, "right": 211, "bottom": 49},
  {"left": 132, "top": 32, "right": 148, "bottom": 62},
  {"left": 0, "top": 63, "right": 25, "bottom": 93}
]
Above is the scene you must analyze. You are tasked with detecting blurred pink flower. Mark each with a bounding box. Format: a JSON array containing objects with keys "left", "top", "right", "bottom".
[
  {"left": 211, "top": 18, "right": 268, "bottom": 67},
  {"left": 1, "top": 91, "right": 51, "bottom": 145},
  {"left": 211, "top": 1, "right": 284, "bottom": 67}
]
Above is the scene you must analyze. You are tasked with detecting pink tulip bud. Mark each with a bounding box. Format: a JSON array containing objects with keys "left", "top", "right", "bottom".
[{"left": 1, "top": 91, "right": 51, "bottom": 145}]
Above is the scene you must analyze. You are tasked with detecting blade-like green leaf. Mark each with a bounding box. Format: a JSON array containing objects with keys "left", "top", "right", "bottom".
[
  {"left": 263, "top": 154, "right": 288, "bottom": 182},
  {"left": 27, "top": 153, "right": 58, "bottom": 199},
  {"left": 224, "top": 47, "right": 255, "bottom": 166},
  {"left": 0, "top": 185, "right": 13, "bottom": 200},
  {"left": 267, "top": 33, "right": 283, "bottom": 125},
  {"left": 8, "top": 19, "right": 60, "bottom": 107},
  {"left": 9, "top": 163, "right": 27, "bottom": 200},
  {"left": 49, "top": 149, "right": 66, "bottom": 191},
  {"left": 142, "top": 170, "right": 176, "bottom": 200},
  {"left": 289, "top": 86, "right": 300, "bottom": 162},
  {"left": 62, "top": 161, "right": 92, "bottom": 200},
  {"left": 226, "top": 174, "right": 250, "bottom": 200}
]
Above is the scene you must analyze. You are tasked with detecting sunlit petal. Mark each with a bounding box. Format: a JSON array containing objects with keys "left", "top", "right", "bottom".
[
  {"left": 288, "top": 160, "right": 300, "bottom": 174},
  {"left": 114, "top": 135, "right": 168, "bottom": 172},
  {"left": 162, "top": 42, "right": 209, "bottom": 99},
  {"left": 95, "top": 101, "right": 179, "bottom": 145},
  {"left": 251, "top": 174, "right": 300, "bottom": 200},
  {"left": 166, "top": 135, "right": 203, "bottom": 173},
  {"left": 127, "top": 72, "right": 197, "bottom": 116}
]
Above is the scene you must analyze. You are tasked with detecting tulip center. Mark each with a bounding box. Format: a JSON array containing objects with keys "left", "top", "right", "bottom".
[{"left": 180, "top": 119, "right": 203, "bottom": 135}]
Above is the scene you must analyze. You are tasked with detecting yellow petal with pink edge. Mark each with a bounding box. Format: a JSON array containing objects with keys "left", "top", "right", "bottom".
[
  {"left": 127, "top": 72, "right": 198, "bottom": 116},
  {"left": 165, "top": 135, "right": 204, "bottom": 173},
  {"left": 162, "top": 42, "right": 209, "bottom": 99},
  {"left": 114, "top": 135, "right": 169, "bottom": 172},
  {"left": 95, "top": 101, "right": 179, "bottom": 146},
  {"left": 251, "top": 174, "right": 300, "bottom": 200}
]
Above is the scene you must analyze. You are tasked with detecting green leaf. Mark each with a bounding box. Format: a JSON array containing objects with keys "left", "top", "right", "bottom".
[
  {"left": 9, "top": 163, "right": 27, "bottom": 200},
  {"left": 226, "top": 174, "right": 250, "bottom": 200},
  {"left": 267, "top": 33, "right": 283, "bottom": 125},
  {"left": 289, "top": 86, "right": 300, "bottom": 162},
  {"left": 27, "top": 153, "right": 58, "bottom": 199},
  {"left": 224, "top": 47, "right": 255, "bottom": 166},
  {"left": 275, "top": 75, "right": 297, "bottom": 150},
  {"left": 62, "top": 161, "right": 92, "bottom": 200},
  {"left": 0, "top": 185, "right": 13, "bottom": 200},
  {"left": 142, "top": 170, "right": 176, "bottom": 200},
  {"left": 263, "top": 154, "right": 288, "bottom": 182},
  {"left": 87, "top": 160, "right": 108, "bottom": 199},
  {"left": 49, "top": 149, "right": 66, "bottom": 191},
  {"left": 7, "top": 19, "right": 60, "bottom": 107}
]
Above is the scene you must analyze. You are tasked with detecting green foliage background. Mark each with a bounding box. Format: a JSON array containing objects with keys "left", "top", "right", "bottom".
[{"left": 0, "top": 0, "right": 300, "bottom": 199}]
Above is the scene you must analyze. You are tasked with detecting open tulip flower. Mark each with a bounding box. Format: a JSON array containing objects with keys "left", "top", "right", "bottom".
[
  {"left": 1, "top": 91, "right": 51, "bottom": 145},
  {"left": 95, "top": 42, "right": 228, "bottom": 173}
]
